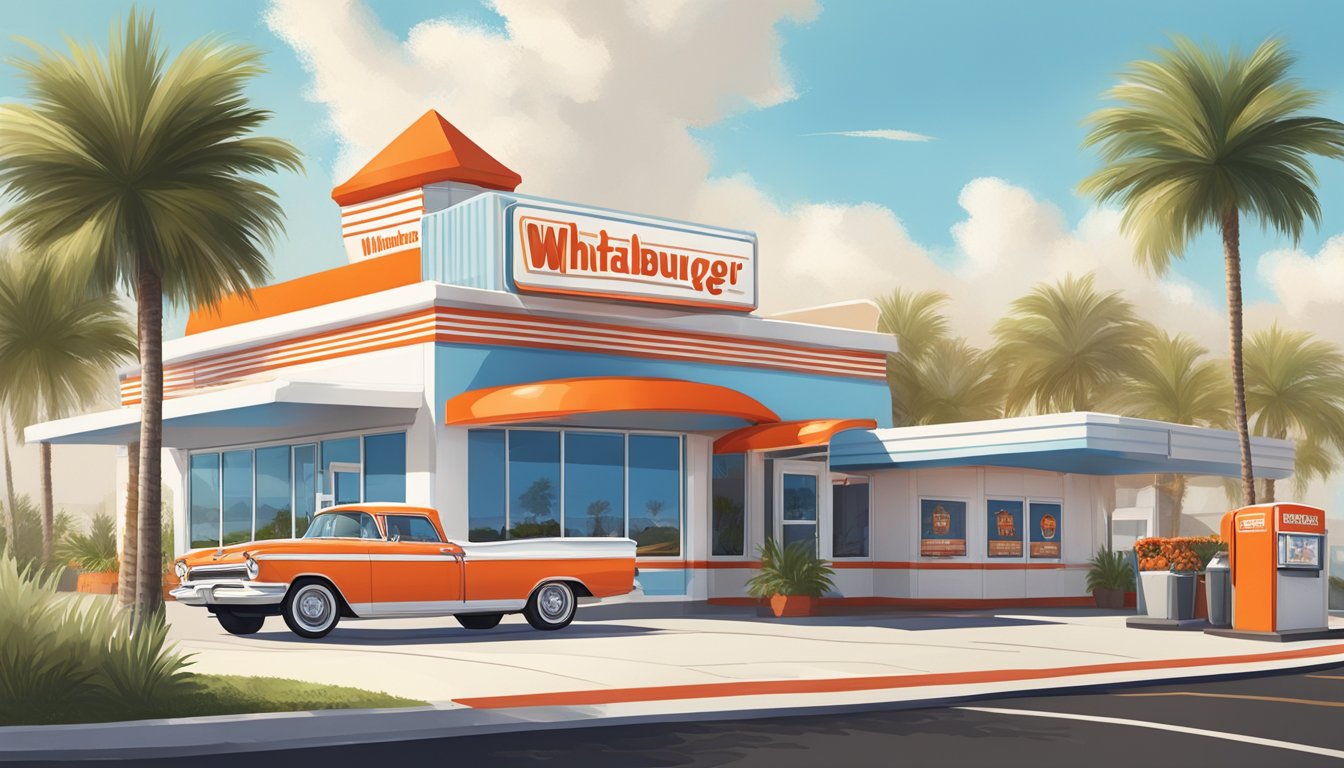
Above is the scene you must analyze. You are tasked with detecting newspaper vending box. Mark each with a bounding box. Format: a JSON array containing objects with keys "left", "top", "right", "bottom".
[{"left": 1221, "top": 503, "right": 1328, "bottom": 636}]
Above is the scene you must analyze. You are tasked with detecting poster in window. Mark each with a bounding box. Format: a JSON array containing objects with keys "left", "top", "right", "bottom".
[
  {"left": 920, "top": 499, "right": 966, "bottom": 557},
  {"left": 1029, "top": 502, "right": 1062, "bottom": 558},
  {"left": 986, "top": 499, "right": 1024, "bottom": 558}
]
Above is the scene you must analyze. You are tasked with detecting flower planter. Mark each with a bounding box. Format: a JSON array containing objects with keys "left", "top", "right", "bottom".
[
  {"left": 769, "top": 594, "right": 818, "bottom": 617},
  {"left": 1092, "top": 588, "right": 1125, "bottom": 610},
  {"left": 75, "top": 571, "right": 118, "bottom": 595},
  {"left": 1123, "top": 591, "right": 1137, "bottom": 608}
]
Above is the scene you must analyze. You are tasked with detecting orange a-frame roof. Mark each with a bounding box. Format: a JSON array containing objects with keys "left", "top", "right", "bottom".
[{"left": 331, "top": 110, "right": 523, "bottom": 206}]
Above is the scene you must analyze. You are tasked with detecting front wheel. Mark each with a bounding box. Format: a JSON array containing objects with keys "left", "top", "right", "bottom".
[
  {"left": 524, "top": 581, "right": 576, "bottom": 631},
  {"left": 282, "top": 580, "right": 341, "bottom": 639},
  {"left": 455, "top": 613, "right": 503, "bottom": 630},
  {"left": 216, "top": 610, "right": 265, "bottom": 635}
]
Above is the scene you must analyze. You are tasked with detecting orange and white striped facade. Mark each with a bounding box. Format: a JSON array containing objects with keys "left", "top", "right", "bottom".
[
  {"left": 341, "top": 189, "right": 425, "bottom": 263},
  {"left": 120, "top": 286, "right": 891, "bottom": 407}
]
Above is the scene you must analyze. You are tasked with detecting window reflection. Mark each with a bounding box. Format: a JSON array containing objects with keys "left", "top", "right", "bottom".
[
  {"left": 254, "top": 446, "right": 291, "bottom": 540},
  {"left": 711, "top": 454, "right": 746, "bottom": 556},
  {"left": 564, "top": 432, "right": 624, "bottom": 537},
  {"left": 508, "top": 431, "right": 561, "bottom": 539},
  {"left": 628, "top": 435, "right": 680, "bottom": 556},
  {"left": 467, "top": 430, "right": 506, "bottom": 541},
  {"left": 221, "top": 451, "right": 253, "bottom": 546},
  {"left": 293, "top": 444, "right": 316, "bottom": 537},
  {"left": 189, "top": 453, "right": 220, "bottom": 549},
  {"left": 364, "top": 432, "right": 406, "bottom": 502},
  {"left": 832, "top": 476, "right": 870, "bottom": 558}
]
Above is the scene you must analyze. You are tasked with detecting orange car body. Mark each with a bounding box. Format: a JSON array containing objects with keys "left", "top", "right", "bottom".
[{"left": 172, "top": 504, "right": 639, "bottom": 620}]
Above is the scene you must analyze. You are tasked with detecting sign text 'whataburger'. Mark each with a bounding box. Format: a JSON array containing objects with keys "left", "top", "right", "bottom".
[{"left": 510, "top": 203, "right": 756, "bottom": 310}]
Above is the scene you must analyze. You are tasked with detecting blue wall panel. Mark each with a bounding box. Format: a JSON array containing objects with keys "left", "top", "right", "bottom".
[
  {"left": 434, "top": 343, "right": 891, "bottom": 427},
  {"left": 420, "top": 195, "right": 502, "bottom": 290}
]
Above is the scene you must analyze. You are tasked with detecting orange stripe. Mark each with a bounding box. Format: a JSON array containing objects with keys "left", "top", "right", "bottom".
[
  {"left": 631, "top": 560, "right": 1087, "bottom": 571},
  {"left": 453, "top": 642, "right": 1344, "bottom": 710},
  {"left": 341, "top": 215, "right": 425, "bottom": 239}
]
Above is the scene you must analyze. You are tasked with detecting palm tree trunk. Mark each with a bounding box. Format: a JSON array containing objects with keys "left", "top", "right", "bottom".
[
  {"left": 39, "top": 442, "right": 52, "bottom": 564},
  {"left": 1222, "top": 208, "right": 1256, "bottom": 506},
  {"left": 1, "top": 416, "right": 16, "bottom": 558},
  {"left": 133, "top": 268, "right": 164, "bottom": 628},
  {"left": 1171, "top": 474, "right": 1187, "bottom": 537},
  {"left": 117, "top": 441, "right": 139, "bottom": 608},
  {"left": 1263, "top": 477, "right": 1276, "bottom": 504}
]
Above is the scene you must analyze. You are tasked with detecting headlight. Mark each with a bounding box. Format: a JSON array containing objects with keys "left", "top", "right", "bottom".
[
  {"left": 244, "top": 554, "right": 260, "bottom": 580},
  {"left": 175, "top": 561, "right": 187, "bottom": 581}
]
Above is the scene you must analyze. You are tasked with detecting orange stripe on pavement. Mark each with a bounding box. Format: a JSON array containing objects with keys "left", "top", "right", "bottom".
[
  {"left": 1119, "top": 692, "right": 1344, "bottom": 708},
  {"left": 452, "top": 643, "right": 1344, "bottom": 710}
]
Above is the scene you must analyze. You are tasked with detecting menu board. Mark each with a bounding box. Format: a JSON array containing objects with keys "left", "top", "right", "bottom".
[
  {"left": 920, "top": 499, "right": 967, "bottom": 557},
  {"left": 1029, "top": 502, "right": 1062, "bottom": 558},
  {"left": 986, "top": 499, "right": 1024, "bottom": 558}
]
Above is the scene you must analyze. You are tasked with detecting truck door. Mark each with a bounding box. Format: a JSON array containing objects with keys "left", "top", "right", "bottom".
[{"left": 369, "top": 514, "right": 463, "bottom": 614}]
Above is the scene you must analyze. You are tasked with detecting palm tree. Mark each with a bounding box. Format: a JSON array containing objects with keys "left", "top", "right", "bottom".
[
  {"left": 1081, "top": 37, "right": 1344, "bottom": 505},
  {"left": 993, "top": 274, "right": 1149, "bottom": 415},
  {"left": 905, "top": 337, "right": 1006, "bottom": 425},
  {"left": 0, "top": 11, "right": 301, "bottom": 624},
  {"left": 1105, "top": 331, "right": 1230, "bottom": 535},
  {"left": 876, "top": 289, "right": 952, "bottom": 427},
  {"left": 0, "top": 251, "right": 136, "bottom": 563},
  {"left": 1243, "top": 325, "right": 1344, "bottom": 502},
  {"left": 0, "top": 416, "right": 16, "bottom": 557}
]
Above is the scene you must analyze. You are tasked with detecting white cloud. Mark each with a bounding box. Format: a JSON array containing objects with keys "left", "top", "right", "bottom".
[
  {"left": 807, "top": 129, "right": 935, "bottom": 142},
  {"left": 1257, "top": 236, "right": 1344, "bottom": 345}
]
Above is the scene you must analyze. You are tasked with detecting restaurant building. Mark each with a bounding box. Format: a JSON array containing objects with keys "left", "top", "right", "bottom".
[{"left": 28, "top": 110, "right": 1295, "bottom": 606}]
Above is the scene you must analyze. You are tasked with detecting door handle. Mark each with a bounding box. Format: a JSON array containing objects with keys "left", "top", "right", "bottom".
[{"left": 440, "top": 548, "right": 462, "bottom": 558}]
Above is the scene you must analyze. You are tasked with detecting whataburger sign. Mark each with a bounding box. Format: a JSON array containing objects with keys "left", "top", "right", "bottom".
[{"left": 509, "top": 202, "right": 757, "bottom": 311}]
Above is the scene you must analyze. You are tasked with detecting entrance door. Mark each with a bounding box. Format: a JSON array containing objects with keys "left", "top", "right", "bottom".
[
  {"left": 320, "top": 461, "right": 362, "bottom": 509},
  {"left": 773, "top": 460, "right": 825, "bottom": 555}
]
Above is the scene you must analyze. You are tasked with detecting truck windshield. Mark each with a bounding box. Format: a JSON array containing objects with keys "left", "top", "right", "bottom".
[{"left": 304, "top": 511, "right": 382, "bottom": 539}]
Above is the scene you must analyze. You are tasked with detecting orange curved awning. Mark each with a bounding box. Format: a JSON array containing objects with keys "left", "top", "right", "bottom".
[
  {"left": 445, "top": 377, "right": 779, "bottom": 428},
  {"left": 714, "top": 418, "right": 877, "bottom": 455}
]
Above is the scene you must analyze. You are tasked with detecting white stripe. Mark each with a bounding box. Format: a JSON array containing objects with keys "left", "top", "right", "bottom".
[
  {"left": 342, "top": 212, "right": 424, "bottom": 237},
  {"left": 339, "top": 189, "right": 424, "bottom": 216},
  {"left": 957, "top": 706, "right": 1344, "bottom": 760},
  {"left": 256, "top": 553, "right": 459, "bottom": 563},
  {"left": 341, "top": 200, "right": 424, "bottom": 228}
]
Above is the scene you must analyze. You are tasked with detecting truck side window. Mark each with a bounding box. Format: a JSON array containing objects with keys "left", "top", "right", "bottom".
[{"left": 385, "top": 514, "right": 442, "bottom": 543}]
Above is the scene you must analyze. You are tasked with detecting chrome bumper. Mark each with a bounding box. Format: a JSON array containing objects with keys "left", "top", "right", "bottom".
[{"left": 171, "top": 580, "right": 289, "bottom": 607}]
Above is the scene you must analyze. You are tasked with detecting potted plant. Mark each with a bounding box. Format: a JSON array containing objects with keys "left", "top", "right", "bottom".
[
  {"left": 59, "top": 512, "right": 118, "bottom": 595},
  {"left": 745, "top": 539, "right": 836, "bottom": 617},
  {"left": 1085, "top": 547, "right": 1135, "bottom": 609}
]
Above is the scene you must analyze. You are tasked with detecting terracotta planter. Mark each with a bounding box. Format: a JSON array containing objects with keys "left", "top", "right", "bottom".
[
  {"left": 769, "top": 594, "right": 818, "bottom": 617},
  {"left": 1123, "top": 591, "right": 1137, "bottom": 608},
  {"left": 162, "top": 572, "right": 178, "bottom": 601},
  {"left": 1092, "top": 588, "right": 1125, "bottom": 610},
  {"left": 75, "top": 571, "right": 118, "bottom": 595}
]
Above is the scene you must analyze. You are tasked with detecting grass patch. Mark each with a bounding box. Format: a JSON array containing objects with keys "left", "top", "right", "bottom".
[{"left": 9, "top": 674, "right": 426, "bottom": 725}]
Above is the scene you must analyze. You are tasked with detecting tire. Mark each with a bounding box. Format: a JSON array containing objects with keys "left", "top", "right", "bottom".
[
  {"left": 455, "top": 613, "right": 503, "bottom": 630},
  {"left": 282, "top": 580, "right": 341, "bottom": 639},
  {"left": 524, "top": 581, "right": 576, "bottom": 631},
  {"left": 216, "top": 610, "right": 265, "bottom": 635}
]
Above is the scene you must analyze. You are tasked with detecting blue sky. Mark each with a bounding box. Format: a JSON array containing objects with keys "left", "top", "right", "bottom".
[{"left": 4, "top": 0, "right": 1344, "bottom": 330}]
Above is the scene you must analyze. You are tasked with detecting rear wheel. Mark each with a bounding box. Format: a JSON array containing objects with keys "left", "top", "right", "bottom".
[
  {"left": 455, "top": 613, "right": 503, "bottom": 630},
  {"left": 216, "top": 610, "right": 265, "bottom": 635},
  {"left": 283, "top": 580, "right": 341, "bottom": 639},
  {"left": 524, "top": 581, "right": 576, "bottom": 631}
]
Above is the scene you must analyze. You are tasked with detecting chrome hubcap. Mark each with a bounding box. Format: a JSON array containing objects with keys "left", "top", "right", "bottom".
[
  {"left": 296, "top": 587, "right": 332, "bottom": 629},
  {"left": 537, "top": 584, "right": 572, "bottom": 622}
]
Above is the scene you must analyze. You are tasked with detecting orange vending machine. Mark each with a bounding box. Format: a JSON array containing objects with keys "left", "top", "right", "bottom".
[{"left": 1220, "top": 503, "right": 1331, "bottom": 639}]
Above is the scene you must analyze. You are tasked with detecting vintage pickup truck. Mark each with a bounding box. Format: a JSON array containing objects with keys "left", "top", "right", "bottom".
[{"left": 172, "top": 503, "right": 639, "bottom": 638}]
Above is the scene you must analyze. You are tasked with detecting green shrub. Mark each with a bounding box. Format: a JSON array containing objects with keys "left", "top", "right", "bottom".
[
  {"left": 58, "top": 512, "right": 118, "bottom": 572},
  {"left": 745, "top": 539, "right": 836, "bottom": 598},
  {"left": 0, "top": 555, "right": 194, "bottom": 724},
  {"left": 1086, "top": 547, "right": 1136, "bottom": 592},
  {"left": 0, "top": 495, "right": 72, "bottom": 574}
]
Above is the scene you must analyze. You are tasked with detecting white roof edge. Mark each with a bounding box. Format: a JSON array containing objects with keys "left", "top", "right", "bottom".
[
  {"left": 864, "top": 411, "right": 1293, "bottom": 450},
  {"left": 147, "top": 280, "right": 898, "bottom": 374},
  {"left": 25, "top": 378, "right": 425, "bottom": 443}
]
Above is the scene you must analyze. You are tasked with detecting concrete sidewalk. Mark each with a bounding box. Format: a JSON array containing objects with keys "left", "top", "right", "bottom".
[
  {"left": 164, "top": 601, "right": 1344, "bottom": 705},
  {"left": 3, "top": 602, "right": 1344, "bottom": 762}
]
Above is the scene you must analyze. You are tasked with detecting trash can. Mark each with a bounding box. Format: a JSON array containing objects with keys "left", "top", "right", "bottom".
[
  {"left": 1205, "top": 551, "right": 1231, "bottom": 627},
  {"left": 1171, "top": 571, "right": 1198, "bottom": 620}
]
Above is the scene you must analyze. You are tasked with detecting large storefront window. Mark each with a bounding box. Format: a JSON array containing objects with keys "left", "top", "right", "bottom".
[
  {"left": 711, "top": 454, "right": 746, "bottom": 556},
  {"left": 189, "top": 431, "right": 405, "bottom": 549},
  {"left": 508, "top": 430, "right": 561, "bottom": 538},
  {"left": 221, "top": 451, "right": 253, "bottom": 546},
  {"left": 467, "top": 428, "right": 683, "bottom": 555},
  {"left": 189, "top": 453, "right": 220, "bottom": 549},
  {"left": 364, "top": 432, "right": 407, "bottom": 502},
  {"left": 564, "top": 432, "right": 624, "bottom": 537},
  {"left": 254, "top": 446, "right": 292, "bottom": 540}
]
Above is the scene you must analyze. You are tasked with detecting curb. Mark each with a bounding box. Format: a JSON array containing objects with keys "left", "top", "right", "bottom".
[{"left": 3, "top": 646, "right": 1344, "bottom": 762}]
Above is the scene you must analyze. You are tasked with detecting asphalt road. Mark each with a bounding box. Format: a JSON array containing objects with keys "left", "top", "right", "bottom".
[{"left": 17, "top": 663, "right": 1344, "bottom": 767}]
